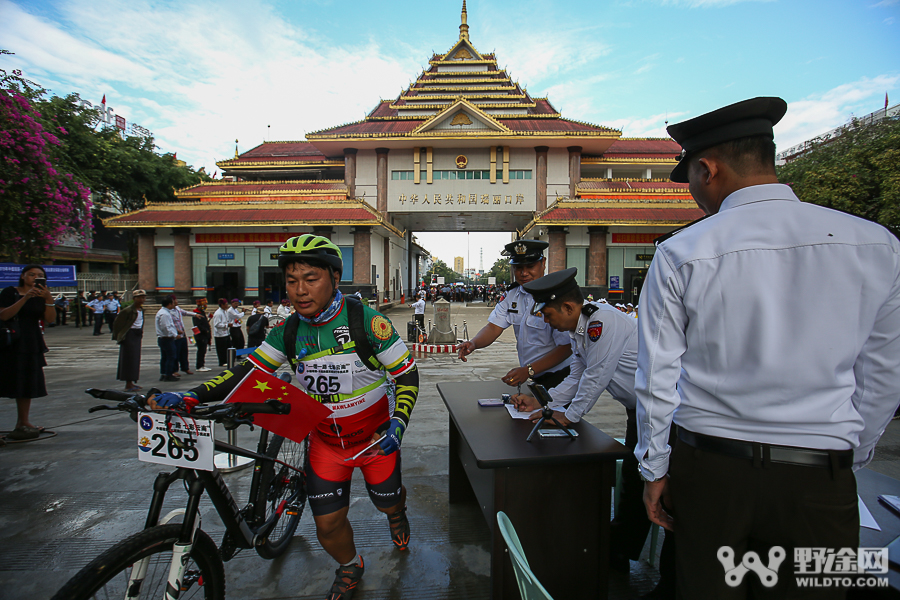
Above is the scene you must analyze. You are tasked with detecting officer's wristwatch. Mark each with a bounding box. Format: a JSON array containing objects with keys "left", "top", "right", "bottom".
[{"left": 526, "top": 364, "right": 535, "bottom": 378}]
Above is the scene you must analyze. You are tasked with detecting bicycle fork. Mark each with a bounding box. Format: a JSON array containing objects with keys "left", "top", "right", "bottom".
[{"left": 126, "top": 471, "right": 205, "bottom": 599}]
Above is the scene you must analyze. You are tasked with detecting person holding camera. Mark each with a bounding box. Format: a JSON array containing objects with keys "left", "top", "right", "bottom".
[{"left": 0, "top": 265, "right": 56, "bottom": 440}]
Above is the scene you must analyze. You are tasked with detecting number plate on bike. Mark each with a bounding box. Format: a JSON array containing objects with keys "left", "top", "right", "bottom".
[{"left": 137, "top": 412, "right": 214, "bottom": 471}]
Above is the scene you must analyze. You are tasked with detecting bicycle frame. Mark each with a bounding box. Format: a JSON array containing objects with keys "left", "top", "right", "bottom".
[{"left": 125, "top": 428, "right": 303, "bottom": 599}]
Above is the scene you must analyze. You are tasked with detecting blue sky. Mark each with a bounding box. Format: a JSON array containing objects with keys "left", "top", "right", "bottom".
[{"left": 2, "top": 0, "right": 898, "bottom": 268}]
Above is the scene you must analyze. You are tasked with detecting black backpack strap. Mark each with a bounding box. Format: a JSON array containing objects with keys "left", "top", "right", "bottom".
[
  {"left": 345, "top": 295, "right": 380, "bottom": 371},
  {"left": 283, "top": 313, "right": 301, "bottom": 370}
]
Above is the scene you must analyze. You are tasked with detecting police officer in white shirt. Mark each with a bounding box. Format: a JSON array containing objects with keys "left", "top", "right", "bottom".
[
  {"left": 408, "top": 291, "right": 426, "bottom": 335},
  {"left": 457, "top": 239, "right": 572, "bottom": 389},
  {"left": 636, "top": 97, "right": 900, "bottom": 599},
  {"left": 511, "top": 267, "right": 675, "bottom": 592},
  {"left": 87, "top": 294, "right": 107, "bottom": 336}
]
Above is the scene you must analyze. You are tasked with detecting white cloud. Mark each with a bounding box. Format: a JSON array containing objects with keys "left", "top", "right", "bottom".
[
  {"left": 1, "top": 0, "right": 420, "bottom": 172},
  {"left": 604, "top": 111, "right": 689, "bottom": 138},
  {"left": 775, "top": 74, "right": 900, "bottom": 151}
]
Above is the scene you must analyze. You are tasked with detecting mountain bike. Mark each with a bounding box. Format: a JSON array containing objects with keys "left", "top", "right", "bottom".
[{"left": 51, "top": 385, "right": 309, "bottom": 600}]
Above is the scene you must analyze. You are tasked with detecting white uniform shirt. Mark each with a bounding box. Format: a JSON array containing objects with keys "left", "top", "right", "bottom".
[
  {"left": 87, "top": 299, "right": 106, "bottom": 314},
  {"left": 212, "top": 308, "right": 231, "bottom": 337},
  {"left": 488, "top": 285, "right": 572, "bottom": 377},
  {"left": 411, "top": 299, "right": 425, "bottom": 315},
  {"left": 547, "top": 302, "right": 638, "bottom": 422},
  {"left": 226, "top": 306, "right": 243, "bottom": 328},
  {"left": 155, "top": 307, "right": 177, "bottom": 338},
  {"left": 276, "top": 305, "right": 292, "bottom": 318},
  {"left": 635, "top": 183, "right": 900, "bottom": 479}
]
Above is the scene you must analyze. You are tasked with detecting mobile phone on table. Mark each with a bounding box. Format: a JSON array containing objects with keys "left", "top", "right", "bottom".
[{"left": 34, "top": 278, "right": 47, "bottom": 287}]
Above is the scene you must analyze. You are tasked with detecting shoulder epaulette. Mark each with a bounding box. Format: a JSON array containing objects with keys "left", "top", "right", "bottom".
[
  {"left": 507, "top": 282, "right": 520, "bottom": 290},
  {"left": 654, "top": 214, "right": 711, "bottom": 246},
  {"left": 581, "top": 303, "right": 598, "bottom": 316}
]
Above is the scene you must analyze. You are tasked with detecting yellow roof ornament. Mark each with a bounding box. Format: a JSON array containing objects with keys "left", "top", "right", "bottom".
[
  {"left": 234, "top": 139, "right": 239, "bottom": 159},
  {"left": 459, "top": 0, "right": 469, "bottom": 41}
]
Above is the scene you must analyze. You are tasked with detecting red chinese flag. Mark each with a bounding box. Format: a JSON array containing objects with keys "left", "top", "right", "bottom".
[{"left": 223, "top": 370, "right": 331, "bottom": 443}]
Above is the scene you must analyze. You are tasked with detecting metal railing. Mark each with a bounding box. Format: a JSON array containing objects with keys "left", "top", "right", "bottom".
[{"left": 777, "top": 103, "right": 899, "bottom": 162}]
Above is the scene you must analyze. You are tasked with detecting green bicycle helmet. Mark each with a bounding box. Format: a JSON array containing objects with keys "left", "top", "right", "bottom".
[{"left": 278, "top": 234, "right": 343, "bottom": 273}]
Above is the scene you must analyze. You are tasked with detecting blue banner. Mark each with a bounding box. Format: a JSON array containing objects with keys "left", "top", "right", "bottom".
[{"left": 0, "top": 263, "right": 78, "bottom": 287}]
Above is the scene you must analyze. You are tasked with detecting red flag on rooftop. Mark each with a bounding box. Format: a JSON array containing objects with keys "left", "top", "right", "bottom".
[
  {"left": 102, "top": 94, "right": 106, "bottom": 104},
  {"left": 886, "top": 93, "right": 890, "bottom": 110},
  {"left": 223, "top": 369, "right": 331, "bottom": 443}
]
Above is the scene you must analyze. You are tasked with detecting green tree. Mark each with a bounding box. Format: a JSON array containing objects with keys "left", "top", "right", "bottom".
[
  {"left": 426, "top": 258, "right": 460, "bottom": 283},
  {"left": 777, "top": 115, "right": 900, "bottom": 237},
  {"left": 487, "top": 257, "right": 510, "bottom": 285},
  {"left": 2, "top": 50, "right": 211, "bottom": 267},
  {"left": 1, "top": 60, "right": 92, "bottom": 262}
]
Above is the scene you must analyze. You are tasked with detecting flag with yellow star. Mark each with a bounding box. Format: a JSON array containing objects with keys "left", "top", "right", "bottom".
[{"left": 223, "top": 369, "right": 332, "bottom": 443}]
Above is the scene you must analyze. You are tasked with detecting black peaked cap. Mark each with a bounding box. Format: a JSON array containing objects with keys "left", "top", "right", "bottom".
[
  {"left": 667, "top": 96, "right": 787, "bottom": 183},
  {"left": 502, "top": 239, "right": 549, "bottom": 265},
  {"left": 523, "top": 267, "right": 579, "bottom": 314}
]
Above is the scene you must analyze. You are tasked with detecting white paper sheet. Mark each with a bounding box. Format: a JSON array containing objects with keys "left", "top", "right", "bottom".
[
  {"left": 505, "top": 404, "right": 540, "bottom": 420},
  {"left": 859, "top": 495, "right": 881, "bottom": 531}
]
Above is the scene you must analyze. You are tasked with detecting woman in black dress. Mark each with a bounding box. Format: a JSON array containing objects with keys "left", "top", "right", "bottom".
[{"left": 0, "top": 265, "right": 56, "bottom": 440}]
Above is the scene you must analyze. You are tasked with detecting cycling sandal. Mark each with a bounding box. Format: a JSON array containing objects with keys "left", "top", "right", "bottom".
[
  {"left": 387, "top": 505, "right": 410, "bottom": 551},
  {"left": 327, "top": 556, "right": 364, "bottom": 600}
]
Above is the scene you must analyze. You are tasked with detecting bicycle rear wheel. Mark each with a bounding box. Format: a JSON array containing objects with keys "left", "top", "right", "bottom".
[
  {"left": 254, "top": 434, "right": 308, "bottom": 559},
  {"left": 51, "top": 524, "right": 224, "bottom": 600}
]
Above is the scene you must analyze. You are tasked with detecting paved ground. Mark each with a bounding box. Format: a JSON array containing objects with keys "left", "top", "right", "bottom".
[{"left": 2, "top": 302, "right": 899, "bottom": 599}]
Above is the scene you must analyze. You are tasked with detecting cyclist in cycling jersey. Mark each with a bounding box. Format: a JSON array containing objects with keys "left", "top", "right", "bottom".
[{"left": 152, "top": 234, "right": 419, "bottom": 600}]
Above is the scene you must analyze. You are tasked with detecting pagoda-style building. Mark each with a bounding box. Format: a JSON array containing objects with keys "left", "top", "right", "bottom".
[{"left": 106, "top": 2, "right": 699, "bottom": 304}]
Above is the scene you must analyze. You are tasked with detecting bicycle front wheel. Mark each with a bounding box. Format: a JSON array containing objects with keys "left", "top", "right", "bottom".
[
  {"left": 51, "top": 524, "right": 224, "bottom": 600},
  {"left": 254, "top": 434, "right": 308, "bottom": 559}
]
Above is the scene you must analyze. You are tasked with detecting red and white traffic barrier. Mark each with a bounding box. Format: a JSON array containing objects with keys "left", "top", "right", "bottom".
[{"left": 412, "top": 343, "right": 459, "bottom": 354}]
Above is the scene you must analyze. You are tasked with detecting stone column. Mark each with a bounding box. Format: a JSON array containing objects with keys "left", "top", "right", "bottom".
[
  {"left": 344, "top": 148, "right": 357, "bottom": 199},
  {"left": 376, "top": 148, "right": 389, "bottom": 214},
  {"left": 383, "top": 237, "right": 391, "bottom": 300},
  {"left": 313, "top": 226, "right": 334, "bottom": 240},
  {"left": 353, "top": 227, "right": 371, "bottom": 284},
  {"left": 548, "top": 226, "right": 568, "bottom": 273},
  {"left": 587, "top": 226, "right": 608, "bottom": 286},
  {"left": 173, "top": 228, "right": 192, "bottom": 296},
  {"left": 568, "top": 146, "right": 582, "bottom": 199},
  {"left": 535, "top": 146, "right": 549, "bottom": 213},
  {"left": 138, "top": 231, "right": 156, "bottom": 291}
]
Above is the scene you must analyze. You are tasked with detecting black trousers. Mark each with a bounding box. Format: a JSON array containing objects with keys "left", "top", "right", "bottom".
[
  {"left": 611, "top": 410, "right": 676, "bottom": 588},
  {"left": 670, "top": 433, "right": 857, "bottom": 600},
  {"left": 414, "top": 313, "right": 424, "bottom": 331},
  {"left": 195, "top": 336, "right": 209, "bottom": 369},
  {"left": 176, "top": 336, "right": 190, "bottom": 372},
  {"left": 532, "top": 366, "right": 570, "bottom": 390},
  {"left": 157, "top": 337, "right": 176, "bottom": 377},
  {"left": 229, "top": 327, "right": 245, "bottom": 350},
  {"left": 93, "top": 313, "right": 104, "bottom": 335},
  {"left": 214, "top": 336, "right": 230, "bottom": 366}
]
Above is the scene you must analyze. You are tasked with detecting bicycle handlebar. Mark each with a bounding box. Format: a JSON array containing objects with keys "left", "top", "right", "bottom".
[{"left": 85, "top": 389, "right": 291, "bottom": 427}]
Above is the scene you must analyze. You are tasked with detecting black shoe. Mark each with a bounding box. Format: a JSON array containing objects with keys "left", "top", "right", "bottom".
[
  {"left": 387, "top": 505, "right": 410, "bottom": 551},
  {"left": 160, "top": 375, "right": 179, "bottom": 382},
  {"left": 327, "top": 557, "right": 364, "bottom": 600}
]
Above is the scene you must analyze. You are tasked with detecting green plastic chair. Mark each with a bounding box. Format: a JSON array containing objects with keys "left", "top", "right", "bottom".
[{"left": 496, "top": 511, "right": 554, "bottom": 600}]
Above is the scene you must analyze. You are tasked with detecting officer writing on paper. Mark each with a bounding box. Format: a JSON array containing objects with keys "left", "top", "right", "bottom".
[
  {"left": 509, "top": 267, "right": 676, "bottom": 588},
  {"left": 457, "top": 239, "right": 572, "bottom": 389},
  {"left": 635, "top": 97, "right": 900, "bottom": 599}
]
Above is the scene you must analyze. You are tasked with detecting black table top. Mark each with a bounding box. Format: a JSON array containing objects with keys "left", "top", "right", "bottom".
[
  {"left": 858, "top": 468, "right": 900, "bottom": 549},
  {"left": 437, "top": 380, "right": 629, "bottom": 469}
]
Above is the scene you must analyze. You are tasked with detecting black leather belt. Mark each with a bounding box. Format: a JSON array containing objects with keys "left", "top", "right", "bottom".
[{"left": 678, "top": 429, "right": 853, "bottom": 469}]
